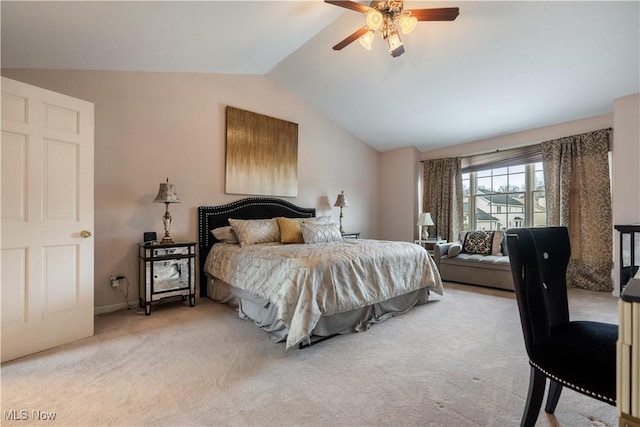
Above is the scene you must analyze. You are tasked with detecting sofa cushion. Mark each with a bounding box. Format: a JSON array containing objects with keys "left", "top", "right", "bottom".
[{"left": 440, "top": 253, "right": 512, "bottom": 271}]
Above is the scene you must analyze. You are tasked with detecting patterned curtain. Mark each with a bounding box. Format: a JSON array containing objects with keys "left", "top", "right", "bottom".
[
  {"left": 542, "top": 129, "right": 613, "bottom": 292},
  {"left": 422, "top": 158, "right": 463, "bottom": 242}
]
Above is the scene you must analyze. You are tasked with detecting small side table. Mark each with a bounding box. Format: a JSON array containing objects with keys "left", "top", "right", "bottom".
[
  {"left": 415, "top": 239, "right": 447, "bottom": 256},
  {"left": 342, "top": 232, "right": 361, "bottom": 239},
  {"left": 138, "top": 241, "right": 196, "bottom": 315}
]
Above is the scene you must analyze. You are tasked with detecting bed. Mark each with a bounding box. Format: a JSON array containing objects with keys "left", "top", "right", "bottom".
[{"left": 198, "top": 197, "right": 443, "bottom": 349}]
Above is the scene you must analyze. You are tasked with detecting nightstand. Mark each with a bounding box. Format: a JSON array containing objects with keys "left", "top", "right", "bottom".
[
  {"left": 415, "top": 239, "right": 447, "bottom": 255},
  {"left": 341, "top": 232, "right": 360, "bottom": 239},
  {"left": 137, "top": 241, "right": 196, "bottom": 315}
]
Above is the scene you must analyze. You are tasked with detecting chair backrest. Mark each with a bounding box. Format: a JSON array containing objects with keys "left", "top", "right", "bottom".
[{"left": 506, "top": 227, "right": 571, "bottom": 357}]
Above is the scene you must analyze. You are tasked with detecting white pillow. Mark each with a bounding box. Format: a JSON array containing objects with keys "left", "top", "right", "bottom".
[
  {"left": 492, "top": 230, "right": 505, "bottom": 255},
  {"left": 448, "top": 242, "right": 463, "bottom": 257},
  {"left": 228, "top": 218, "right": 280, "bottom": 247},
  {"left": 301, "top": 216, "right": 332, "bottom": 224},
  {"left": 211, "top": 226, "right": 238, "bottom": 244},
  {"left": 300, "top": 222, "right": 343, "bottom": 244}
]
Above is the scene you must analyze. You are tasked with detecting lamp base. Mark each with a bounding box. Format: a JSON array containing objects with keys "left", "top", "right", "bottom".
[
  {"left": 161, "top": 236, "right": 174, "bottom": 244},
  {"left": 421, "top": 229, "right": 430, "bottom": 240}
]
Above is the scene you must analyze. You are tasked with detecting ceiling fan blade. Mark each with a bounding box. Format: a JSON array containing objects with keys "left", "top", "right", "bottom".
[
  {"left": 333, "top": 26, "right": 369, "bottom": 50},
  {"left": 324, "top": 0, "right": 372, "bottom": 14},
  {"left": 409, "top": 7, "right": 460, "bottom": 21}
]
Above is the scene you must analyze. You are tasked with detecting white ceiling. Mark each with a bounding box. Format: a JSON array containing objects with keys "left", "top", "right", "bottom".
[{"left": 2, "top": 1, "right": 639, "bottom": 152}]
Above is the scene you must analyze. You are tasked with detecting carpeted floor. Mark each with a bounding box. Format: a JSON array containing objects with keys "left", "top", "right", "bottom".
[{"left": 0, "top": 282, "right": 619, "bottom": 426}]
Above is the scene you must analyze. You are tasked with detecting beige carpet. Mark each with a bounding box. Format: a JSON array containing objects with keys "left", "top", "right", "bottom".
[{"left": 1, "top": 282, "right": 619, "bottom": 426}]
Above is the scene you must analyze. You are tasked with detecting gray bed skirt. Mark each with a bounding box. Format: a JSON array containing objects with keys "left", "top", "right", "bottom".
[{"left": 207, "top": 275, "right": 430, "bottom": 346}]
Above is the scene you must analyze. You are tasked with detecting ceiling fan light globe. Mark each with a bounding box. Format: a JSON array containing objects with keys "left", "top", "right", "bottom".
[
  {"left": 399, "top": 15, "right": 417, "bottom": 34},
  {"left": 358, "top": 30, "right": 375, "bottom": 50},
  {"left": 366, "top": 10, "right": 383, "bottom": 30}
]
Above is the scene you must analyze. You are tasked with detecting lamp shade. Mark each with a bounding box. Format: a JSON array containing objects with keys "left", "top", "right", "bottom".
[
  {"left": 359, "top": 30, "right": 375, "bottom": 50},
  {"left": 398, "top": 14, "right": 418, "bottom": 34},
  {"left": 153, "top": 178, "right": 181, "bottom": 204},
  {"left": 417, "top": 212, "right": 434, "bottom": 226},
  {"left": 366, "top": 9, "right": 383, "bottom": 30},
  {"left": 334, "top": 190, "right": 350, "bottom": 208}
]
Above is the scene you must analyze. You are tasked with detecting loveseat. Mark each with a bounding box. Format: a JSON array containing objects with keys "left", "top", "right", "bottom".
[{"left": 433, "top": 230, "right": 514, "bottom": 291}]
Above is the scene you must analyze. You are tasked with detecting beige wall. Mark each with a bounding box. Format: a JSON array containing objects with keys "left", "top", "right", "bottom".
[
  {"left": 419, "top": 114, "right": 614, "bottom": 160},
  {"left": 377, "top": 146, "right": 421, "bottom": 242},
  {"left": 1, "top": 69, "right": 379, "bottom": 312},
  {"left": 612, "top": 93, "right": 640, "bottom": 224},
  {"left": 612, "top": 93, "right": 640, "bottom": 291}
]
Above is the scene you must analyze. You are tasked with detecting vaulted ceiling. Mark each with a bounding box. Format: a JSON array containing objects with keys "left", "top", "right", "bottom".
[{"left": 2, "top": 1, "right": 639, "bottom": 152}]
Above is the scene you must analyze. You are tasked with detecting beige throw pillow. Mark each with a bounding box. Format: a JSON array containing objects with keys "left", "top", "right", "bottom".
[
  {"left": 211, "top": 226, "right": 238, "bottom": 244},
  {"left": 228, "top": 218, "right": 280, "bottom": 247}
]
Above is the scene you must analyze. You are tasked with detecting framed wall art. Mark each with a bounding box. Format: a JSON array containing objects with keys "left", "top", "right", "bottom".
[{"left": 225, "top": 106, "right": 298, "bottom": 197}]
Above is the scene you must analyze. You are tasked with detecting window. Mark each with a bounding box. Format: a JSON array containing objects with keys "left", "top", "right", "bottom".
[{"left": 462, "top": 162, "right": 546, "bottom": 231}]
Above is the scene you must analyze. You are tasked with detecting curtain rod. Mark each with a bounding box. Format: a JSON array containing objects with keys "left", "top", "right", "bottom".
[{"left": 420, "top": 127, "right": 612, "bottom": 162}]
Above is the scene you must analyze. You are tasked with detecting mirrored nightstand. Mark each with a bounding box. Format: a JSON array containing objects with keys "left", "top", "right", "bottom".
[
  {"left": 137, "top": 241, "right": 196, "bottom": 315},
  {"left": 341, "top": 232, "right": 361, "bottom": 239}
]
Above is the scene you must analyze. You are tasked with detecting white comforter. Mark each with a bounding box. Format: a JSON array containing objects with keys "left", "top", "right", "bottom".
[{"left": 204, "top": 239, "right": 443, "bottom": 348}]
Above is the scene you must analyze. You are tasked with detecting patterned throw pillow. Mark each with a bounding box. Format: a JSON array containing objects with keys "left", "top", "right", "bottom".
[
  {"left": 300, "top": 223, "right": 343, "bottom": 244},
  {"left": 277, "top": 217, "right": 305, "bottom": 244},
  {"left": 462, "top": 231, "right": 495, "bottom": 255},
  {"left": 228, "top": 218, "right": 280, "bottom": 246}
]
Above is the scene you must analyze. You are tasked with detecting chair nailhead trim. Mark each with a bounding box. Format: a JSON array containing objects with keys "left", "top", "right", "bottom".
[{"left": 530, "top": 361, "right": 616, "bottom": 404}]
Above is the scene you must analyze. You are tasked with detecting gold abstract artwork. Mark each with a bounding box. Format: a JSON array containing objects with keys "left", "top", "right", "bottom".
[{"left": 225, "top": 106, "right": 298, "bottom": 197}]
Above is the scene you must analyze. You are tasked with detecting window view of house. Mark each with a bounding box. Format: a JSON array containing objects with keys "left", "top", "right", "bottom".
[{"left": 462, "top": 162, "right": 546, "bottom": 230}]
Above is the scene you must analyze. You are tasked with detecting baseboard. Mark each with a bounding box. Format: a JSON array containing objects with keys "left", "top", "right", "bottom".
[{"left": 94, "top": 301, "right": 138, "bottom": 315}]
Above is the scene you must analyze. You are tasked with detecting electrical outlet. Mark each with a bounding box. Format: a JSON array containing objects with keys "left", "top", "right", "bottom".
[{"left": 110, "top": 275, "right": 125, "bottom": 288}]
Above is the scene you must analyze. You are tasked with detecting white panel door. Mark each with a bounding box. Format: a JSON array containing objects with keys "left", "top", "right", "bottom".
[{"left": 1, "top": 77, "right": 94, "bottom": 363}]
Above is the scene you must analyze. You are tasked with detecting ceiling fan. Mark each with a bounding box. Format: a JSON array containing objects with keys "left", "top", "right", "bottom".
[{"left": 325, "top": 0, "right": 459, "bottom": 57}]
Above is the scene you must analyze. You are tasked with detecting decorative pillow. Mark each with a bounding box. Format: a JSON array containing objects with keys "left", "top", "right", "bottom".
[
  {"left": 228, "top": 218, "right": 280, "bottom": 246},
  {"left": 492, "top": 230, "right": 505, "bottom": 255},
  {"left": 277, "top": 217, "right": 304, "bottom": 244},
  {"left": 448, "top": 242, "right": 463, "bottom": 257},
  {"left": 300, "top": 223, "right": 343, "bottom": 244},
  {"left": 462, "top": 231, "right": 495, "bottom": 255},
  {"left": 211, "top": 226, "right": 238, "bottom": 244},
  {"left": 300, "top": 216, "right": 332, "bottom": 224}
]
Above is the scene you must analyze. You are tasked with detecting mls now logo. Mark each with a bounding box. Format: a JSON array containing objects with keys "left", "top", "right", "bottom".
[
  {"left": 4, "top": 410, "right": 57, "bottom": 421},
  {"left": 4, "top": 410, "right": 28, "bottom": 421}
]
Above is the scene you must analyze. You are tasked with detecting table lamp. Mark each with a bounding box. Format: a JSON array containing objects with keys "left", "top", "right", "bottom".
[
  {"left": 333, "top": 190, "right": 350, "bottom": 234},
  {"left": 417, "top": 212, "right": 435, "bottom": 240},
  {"left": 153, "top": 178, "right": 181, "bottom": 244}
]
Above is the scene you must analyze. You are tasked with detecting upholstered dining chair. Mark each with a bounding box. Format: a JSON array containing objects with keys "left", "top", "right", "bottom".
[{"left": 505, "top": 227, "right": 617, "bottom": 427}]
